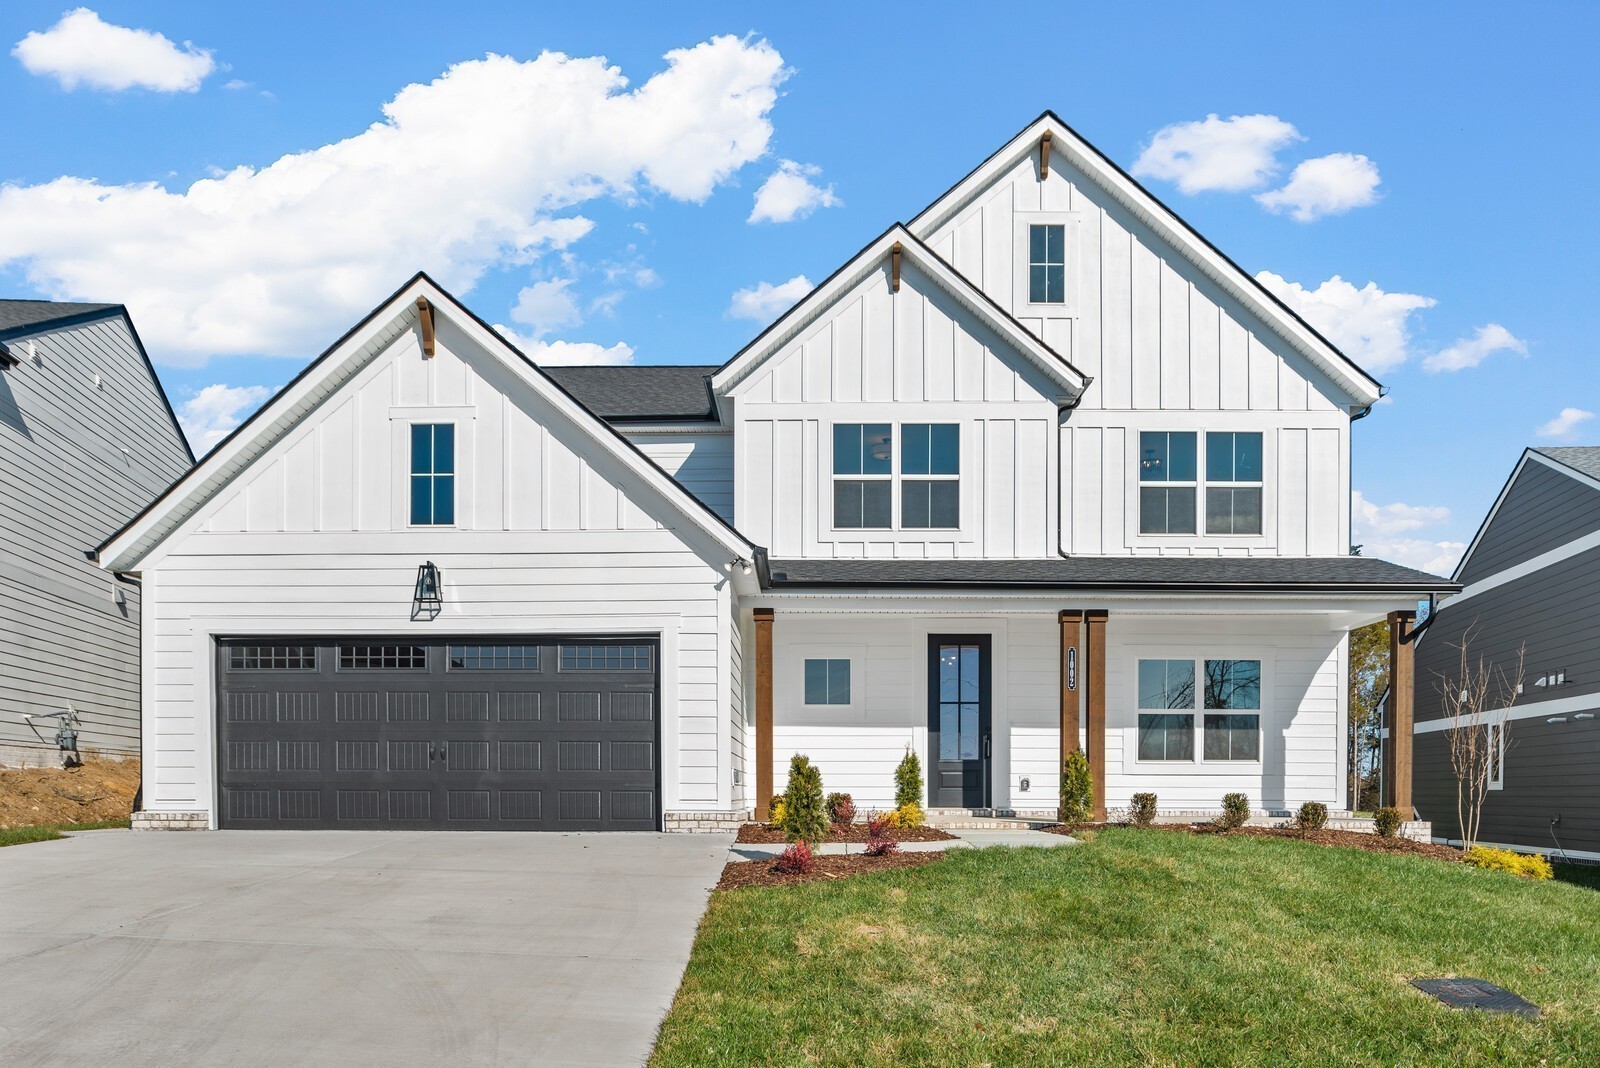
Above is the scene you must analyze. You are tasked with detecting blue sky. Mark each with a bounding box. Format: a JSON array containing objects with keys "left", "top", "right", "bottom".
[{"left": 2, "top": 2, "right": 1595, "bottom": 573}]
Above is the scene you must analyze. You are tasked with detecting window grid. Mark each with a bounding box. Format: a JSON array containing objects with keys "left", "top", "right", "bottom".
[
  {"left": 803, "top": 659, "right": 851, "bottom": 706},
  {"left": 1205, "top": 432, "right": 1264, "bottom": 535},
  {"left": 339, "top": 645, "right": 427, "bottom": 670},
  {"left": 1138, "top": 431, "right": 1198, "bottom": 535},
  {"left": 448, "top": 645, "right": 541, "bottom": 671},
  {"left": 901, "top": 423, "right": 960, "bottom": 530},
  {"left": 409, "top": 423, "right": 456, "bottom": 526},
  {"left": 832, "top": 423, "right": 892, "bottom": 530},
  {"left": 560, "top": 645, "right": 653, "bottom": 671},
  {"left": 228, "top": 645, "right": 317, "bottom": 670},
  {"left": 1136, "top": 657, "right": 1262, "bottom": 763},
  {"left": 1028, "top": 223, "right": 1066, "bottom": 304}
]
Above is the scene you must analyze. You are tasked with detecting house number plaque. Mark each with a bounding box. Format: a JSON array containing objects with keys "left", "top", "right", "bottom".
[{"left": 1066, "top": 647, "right": 1078, "bottom": 691}]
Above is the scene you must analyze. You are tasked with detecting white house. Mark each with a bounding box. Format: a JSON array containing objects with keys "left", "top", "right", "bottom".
[{"left": 99, "top": 113, "right": 1455, "bottom": 831}]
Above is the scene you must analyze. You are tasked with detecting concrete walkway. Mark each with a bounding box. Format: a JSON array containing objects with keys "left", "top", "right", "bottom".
[
  {"left": 728, "top": 826, "right": 1075, "bottom": 861},
  {"left": 0, "top": 829, "right": 731, "bottom": 1068}
]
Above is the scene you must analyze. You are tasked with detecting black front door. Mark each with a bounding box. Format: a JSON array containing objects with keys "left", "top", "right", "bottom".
[{"left": 927, "top": 635, "right": 991, "bottom": 808}]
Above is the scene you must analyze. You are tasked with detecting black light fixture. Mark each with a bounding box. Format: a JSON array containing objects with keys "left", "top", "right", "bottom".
[{"left": 413, "top": 561, "right": 443, "bottom": 617}]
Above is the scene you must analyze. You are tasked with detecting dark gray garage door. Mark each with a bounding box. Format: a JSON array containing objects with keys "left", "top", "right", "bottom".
[{"left": 216, "top": 637, "right": 658, "bottom": 830}]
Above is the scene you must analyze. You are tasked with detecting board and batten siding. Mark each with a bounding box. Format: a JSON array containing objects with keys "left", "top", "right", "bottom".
[
  {"left": 136, "top": 319, "right": 737, "bottom": 817},
  {"left": 0, "top": 315, "right": 190, "bottom": 759},
  {"left": 624, "top": 430, "right": 734, "bottom": 523},
  {"left": 730, "top": 259, "right": 1061, "bottom": 559}
]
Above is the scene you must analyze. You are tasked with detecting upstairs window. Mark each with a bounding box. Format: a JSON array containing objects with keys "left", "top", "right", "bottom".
[
  {"left": 1206, "top": 432, "right": 1263, "bottom": 535},
  {"left": 1138, "top": 431, "right": 1197, "bottom": 534},
  {"left": 410, "top": 423, "right": 455, "bottom": 526},
  {"left": 833, "top": 423, "right": 892, "bottom": 529},
  {"left": 901, "top": 423, "right": 959, "bottom": 529},
  {"left": 1028, "top": 224, "right": 1066, "bottom": 304}
]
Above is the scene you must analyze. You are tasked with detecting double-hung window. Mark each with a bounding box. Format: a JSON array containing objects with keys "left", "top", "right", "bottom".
[
  {"left": 1137, "top": 659, "right": 1195, "bottom": 761},
  {"left": 901, "top": 423, "right": 959, "bottom": 528},
  {"left": 832, "top": 423, "right": 892, "bottom": 528},
  {"left": 410, "top": 423, "right": 455, "bottom": 526},
  {"left": 1205, "top": 432, "right": 1263, "bottom": 535},
  {"left": 1028, "top": 224, "right": 1066, "bottom": 304},
  {"left": 1202, "top": 659, "right": 1261, "bottom": 761},
  {"left": 1138, "top": 431, "right": 1197, "bottom": 534},
  {"left": 1138, "top": 430, "right": 1264, "bottom": 537},
  {"left": 1137, "top": 657, "right": 1262, "bottom": 762}
]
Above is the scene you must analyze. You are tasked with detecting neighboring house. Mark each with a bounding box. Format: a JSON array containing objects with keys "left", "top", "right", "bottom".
[
  {"left": 1, "top": 300, "right": 193, "bottom": 767},
  {"left": 1409, "top": 447, "right": 1600, "bottom": 857},
  {"left": 98, "top": 113, "right": 1455, "bottom": 832}
]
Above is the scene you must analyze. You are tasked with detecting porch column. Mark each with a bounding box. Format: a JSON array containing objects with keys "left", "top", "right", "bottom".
[
  {"left": 1385, "top": 610, "right": 1416, "bottom": 814},
  {"left": 754, "top": 608, "right": 775, "bottom": 821},
  {"left": 1059, "top": 609, "right": 1084, "bottom": 771},
  {"left": 1085, "top": 609, "right": 1109, "bottom": 821}
]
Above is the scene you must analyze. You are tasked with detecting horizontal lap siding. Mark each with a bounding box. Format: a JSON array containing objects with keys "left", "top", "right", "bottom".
[{"left": 1457, "top": 460, "right": 1600, "bottom": 585}]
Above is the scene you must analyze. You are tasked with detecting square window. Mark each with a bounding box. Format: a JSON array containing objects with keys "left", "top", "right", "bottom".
[
  {"left": 833, "top": 423, "right": 891, "bottom": 476},
  {"left": 902, "top": 424, "right": 959, "bottom": 476},
  {"left": 1139, "top": 659, "right": 1196, "bottom": 709},
  {"left": 1204, "top": 660, "right": 1261, "bottom": 710},
  {"left": 1138, "top": 713, "right": 1195, "bottom": 761},
  {"left": 1139, "top": 486, "right": 1197, "bottom": 535},
  {"left": 834, "top": 480, "right": 892, "bottom": 529},
  {"left": 803, "top": 659, "right": 851, "bottom": 705},
  {"left": 1203, "top": 714, "right": 1261, "bottom": 761},
  {"left": 1140, "top": 431, "right": 1197, "bottom": 482},
  {"left": 902, "top": 480, "right": 959, "bottom": 529}
]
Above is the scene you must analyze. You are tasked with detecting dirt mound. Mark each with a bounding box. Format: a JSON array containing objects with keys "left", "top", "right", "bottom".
[{"left": 0, "top": 759, "right": 140, "bottom": 828}]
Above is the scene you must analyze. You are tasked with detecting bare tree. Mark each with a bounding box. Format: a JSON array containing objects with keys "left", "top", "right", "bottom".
[{"left": 1433, "top": 625, "right": 1524, "bottom": 851}]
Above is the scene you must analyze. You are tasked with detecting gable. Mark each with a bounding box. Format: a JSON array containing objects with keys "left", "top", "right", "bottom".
[{"left": 1457, "top": 453, "right": 1600, "bottom": 585}]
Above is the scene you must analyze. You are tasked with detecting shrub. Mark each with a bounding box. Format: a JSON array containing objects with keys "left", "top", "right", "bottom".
[
  {"left": 826, "top": 792, "right": 856, "bottom": 828},
  {"left": 766, "top": 795, "right": 787, "bottom": 828},
  {"left": 894, "top": 750, "right": 923, "bottom": 810},
  {"left": 1060, "top": 749, "right": 1093, "bottom": 824},
  {"left": 1464, "top": 846, "right": 1554, "bottom": 880},
  {"left": 864, "top": 811, "right": 896, "bottom": 840},
  {"left": 1374, "top": 806, "right": 1403, "bottom": 839},
  {"left": 1129, "top": 792, "right": 1158, "bottom": 827},
  {"left": 1218, "top": 793, "right": 1251, "bottom": 831},
  {"left": 1295, "top": 801, "right": 1329, "bottom": 834},
  {"left": 781, "top": 755, "right": 828, "bottom": 844},
  {"left": 863, "top": 835, "right": 899, "bottom": 857},
  {"left": 772, "top": 840, "right": 817, "bottom": 875},
  {"left": 887, "top": 802, "right": 924, "bottom": 830}
]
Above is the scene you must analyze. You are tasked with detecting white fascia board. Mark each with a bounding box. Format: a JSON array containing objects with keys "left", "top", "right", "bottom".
[
  {"left": 1447, "top": 448, "right": 1600, "bottom": 585},
  {"left": 1449, "top": 449, "right": 1534, "bottom": 582},
  {"left": 710, "top": 225, "right": 1088, "bottom": 402},
  {"left": 908, "top": 114, "right": 1383, "bottom": 410},
  {"left": 744, "top": 590, "right": 1414, "bottom": 620}
]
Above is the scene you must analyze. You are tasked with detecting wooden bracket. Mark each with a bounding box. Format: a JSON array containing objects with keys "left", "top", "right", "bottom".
[
  {"left": 415, "top": 296, "right": 435, "bottom": 358},
  {"left": 1040, "top": 129, "right": 1052, "bottom": 179},
  {"left": 890, "top": 242, "right": 903, "bottom": 293}
]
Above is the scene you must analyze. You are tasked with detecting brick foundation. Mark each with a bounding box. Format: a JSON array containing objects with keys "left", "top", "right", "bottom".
[
  {"left": 663, "top": 810, "right": 749, "bottom": 833},
  {"left": 131, "top": 811, "right": 209, "bottom": 831}
]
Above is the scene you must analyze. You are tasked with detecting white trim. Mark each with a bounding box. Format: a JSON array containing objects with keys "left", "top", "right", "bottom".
[
  {"left": 1450, "top": 448, "right": 1600, "bottom": 584},
  {"left": 1414, "top": 691, "right": 1600, "bottom": 733},
  {"left": 1446, "top": 514, "right": 1600, "bottom": 608}
]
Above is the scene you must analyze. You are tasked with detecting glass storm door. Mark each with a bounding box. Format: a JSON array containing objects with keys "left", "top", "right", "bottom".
[{"left": 927, "top": 635, "right": 991, "bottom": 808}]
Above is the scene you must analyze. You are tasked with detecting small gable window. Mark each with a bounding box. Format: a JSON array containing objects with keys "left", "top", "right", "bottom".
[
  {"left": 1205, "top": 432, "right": 1263, "bottom": 535},
  {"left": 1028, "top": 224, "right": 1066, "bottom": 304},
  {"left": 410, "top": 423, "right": 455, "bottom": 526},
  {"left": 1138, "top": 431, "right": 1197, "bottom": 535},
  {"left": 901, "top": 423, "right": 960, "bottom": 529},
  {"left": 833, "top": 423, "right": 892, "bottom": 529}
]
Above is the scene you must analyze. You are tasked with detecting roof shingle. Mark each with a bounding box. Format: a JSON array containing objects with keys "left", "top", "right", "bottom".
[
  {"left": 0, "top": 299, "right": 120, "bottom": 337},
  {"left": 541, "top": 364, "right": 716, "bottom": 421},
  {"left": 1535, "top": 446, "right": 1600, "bottom": 484}
]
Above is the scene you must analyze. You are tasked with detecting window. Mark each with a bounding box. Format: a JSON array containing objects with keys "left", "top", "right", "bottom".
[
  {"left": 410, "top": 423, "right": 455, "bottom": 526},
  {"left": 901, "top": 423, "right": 959, "bottom": 528},
  {"left": 803, "top": 659, "right": 851, "bottom": 705},
  {"left": 339, "top": 644, "right": 426, "bottom": 670},
  {"left": 1028, "top": 224, "right": 1066, "bottom": 304},
  {"left": 560, "top": 644, "right": 653, "bottom": 671},
  {"left": 1202, "top": 659, "right": 1261, "bottom": 761},
  {"left": 229, "top": 645, "right": 316, "bottom": 670},
  {"left": 832, "top": 423, "right": 892, "bottom": 529},
  {"left": 449, "top": 645, "right": 541, "bottom": 670},
  {"left": 1138, "top": 432, "right": 1197, "bottom": 534},
  {"left": 1488, "top": 723, "right": 1504, "bottom": 790},
  {"left": 1206, "top": 432, "right": 1263, "bottom": 535},
  {"left": 1137, "top": 659, "right": 1195, "bottom": 761}
]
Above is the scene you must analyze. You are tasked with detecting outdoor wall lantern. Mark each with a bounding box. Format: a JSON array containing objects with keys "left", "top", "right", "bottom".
[{"left": 413, "top": 561, "right": 443, "bottom": 619}]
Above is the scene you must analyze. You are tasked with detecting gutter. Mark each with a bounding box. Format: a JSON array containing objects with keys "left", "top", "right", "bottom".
[{"left": 764, "top": 578, "right": 1463, "bottom": 596}]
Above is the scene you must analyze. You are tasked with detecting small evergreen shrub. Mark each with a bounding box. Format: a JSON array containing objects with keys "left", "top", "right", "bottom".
[
  {"left": 1374, "top": 806, "right": 1403, "bottom": 839},
  {"left": 865, "top": 811, "right": 896, "bottom": 840},
  {"left": 894, "top": 750, "right": 923, "bottom": 810},
  {"left": 1463, "top": 846, "right": 1554, "bottom": 880},
  {"left": 781, "top": 755, "right": 828, "bottom": 844},
  {"left": 887, "top": 802, "right": 924, "bottom": 830},
  {"left": 863, "top": 835, "right": 899, "bottom": 857},
  {"left": 1129, "top": 792, "right": 1158, "bottom": 827},
  {"left": 826, "top": 792, "right": 856, "bottom": 828},
  {"left": 766, "top": 795, "right": 787, "bottom": 828},
  {"left": 1218, "top": 793, "right": 1251, "bottom": 831},
  {"left": 1060, "top": 749, "right": 1093, "bottom": 824},
  {"left": 772, "top": 840, "right": 817, "bottom": 875},
  {"left": 1295, "top": 801, "right": 1329, "bottom": 834}
]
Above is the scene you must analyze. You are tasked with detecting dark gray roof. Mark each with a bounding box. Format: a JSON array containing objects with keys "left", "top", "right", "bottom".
[
  {"left": 764, "top": 555, "right": 1459, "bottom": 593},
  {"left": 541, "top": 364, "right": 717, "bottom": 421},
  {"left": 0, "top": 299, "right": 120, "bottom": 337},
  {"left": 1535, "top": 447, "right": 1600, "bottom": 483}
]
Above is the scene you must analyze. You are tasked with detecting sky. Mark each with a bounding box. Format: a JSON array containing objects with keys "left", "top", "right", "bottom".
[{"left": 1, "top": 2, "right": 1595, "bottom": 575}]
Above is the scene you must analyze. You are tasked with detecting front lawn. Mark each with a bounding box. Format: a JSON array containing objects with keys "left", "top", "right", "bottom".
[{"left": 652, "top": 829, "right": 1600, "bottom": 1066}]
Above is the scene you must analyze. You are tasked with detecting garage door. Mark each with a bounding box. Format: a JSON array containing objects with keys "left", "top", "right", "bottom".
[{"left": 216, "top": 637, "right": 658, "bottom": 830}]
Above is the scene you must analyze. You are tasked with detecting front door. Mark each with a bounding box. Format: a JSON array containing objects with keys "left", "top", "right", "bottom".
[{"left": 927, "top": 635, "right": 991, "bottom": 808}]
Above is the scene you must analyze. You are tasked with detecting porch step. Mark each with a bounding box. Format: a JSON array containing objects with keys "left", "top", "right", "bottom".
[{"left": 925, "top": 811, "right": 1057, "bottom": 831}]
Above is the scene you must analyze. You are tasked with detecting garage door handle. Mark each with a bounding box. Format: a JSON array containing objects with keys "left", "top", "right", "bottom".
[{"left": 430, "top": 744, "right": 440, "bottom": 761}]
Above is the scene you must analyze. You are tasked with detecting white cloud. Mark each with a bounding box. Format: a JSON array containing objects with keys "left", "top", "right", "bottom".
[
  {"left": 222, "top": 78, "right": 251, "bottom": 91},
  {"left": 0, "top": 36, "right": 788, "bottom": 367},
  {"left": 748, "top": 160, "right": 840, "bottom": 223},
  {"left": 510, "top": 279, "right": 582, "bottom": 338},
  {"left": 178, "top": 383, "right": 274, "bottom": 455},
  {"left": 726, "top": 275, "right": 812, "bottom": 321},
  {"left": 1421, "top": 323, "right": 1528, "bottom": 373},
  {"left": 1131, "top": 114, "right": 1302, "bottom": 194},
  {"left": 1536, "top": 407, "right": 1595, "bottom": 442},
  {"left": 1351, "top": 490, "right": 1464, "bottom": 575},
  {"left": 1256, "top": 271, "right": 1434, "bottom": 372},
  {"left": 493, "top": 326, "right": 634, "bottom": 366},
  {"left": 1256, "top": 153, "right": 1381, "bottom": 221},
  {"left": 12, "top": 8, "right": 216, "bottom": 92}
]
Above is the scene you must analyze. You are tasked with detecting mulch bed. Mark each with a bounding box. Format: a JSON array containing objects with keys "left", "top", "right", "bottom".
[
  {"left": 717, "top": 850, "right": 944, "bottom": 890},
  {"left": 735, "top": 822, "right": 958, "bottom": 844},
  {"left": 1044, "top": 820, "right": 1460, "bottom": 861}
]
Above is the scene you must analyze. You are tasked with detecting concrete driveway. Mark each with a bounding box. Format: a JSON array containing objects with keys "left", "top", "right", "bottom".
[{"left": 0, "top": 829, "right": 731, "bottom": 1067}]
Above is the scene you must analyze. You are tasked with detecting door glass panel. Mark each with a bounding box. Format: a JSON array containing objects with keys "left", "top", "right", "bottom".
[
  {"left": 938, "top": 646, "right": 959, "bottom": 700},
  {"left": 959, "top": 645, "right": 979, "bottom": 701},
  {"left": 940, "top": 703, "right": 958, "bottom": 760},
  {"left": 960, "top": 703, "right": 979, "bottom": 759}
]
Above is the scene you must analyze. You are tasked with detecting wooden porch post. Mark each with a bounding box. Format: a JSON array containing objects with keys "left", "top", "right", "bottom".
[
  {"left": 1386, "top": 610, "right": 1416, "bottom": 815},
  {"left": 1085, "top": 609, "right": 1109, "bottom": 821},
  {"left": 1059, "top": 609, "right": 1084, "bottom": 771},
  {"left": 753, "top": 608, "right": 775, "bottom": 821}
]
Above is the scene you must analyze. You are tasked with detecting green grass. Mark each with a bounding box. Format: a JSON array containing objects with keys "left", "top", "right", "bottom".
[
  {"left": 0, "top": 820, "right": 127, "bottom": 847},
  {"left": 652, "top": 830, "right": 1600, "bottom": 1067}
]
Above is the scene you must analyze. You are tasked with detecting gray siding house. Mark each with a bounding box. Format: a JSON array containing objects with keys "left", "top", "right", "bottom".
[
  {"left": 0, "top": 300, "right": 192, "bottom": 766},
  {"left": 1411, "top": 447, "right": 1600, "bottom": 858}
]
